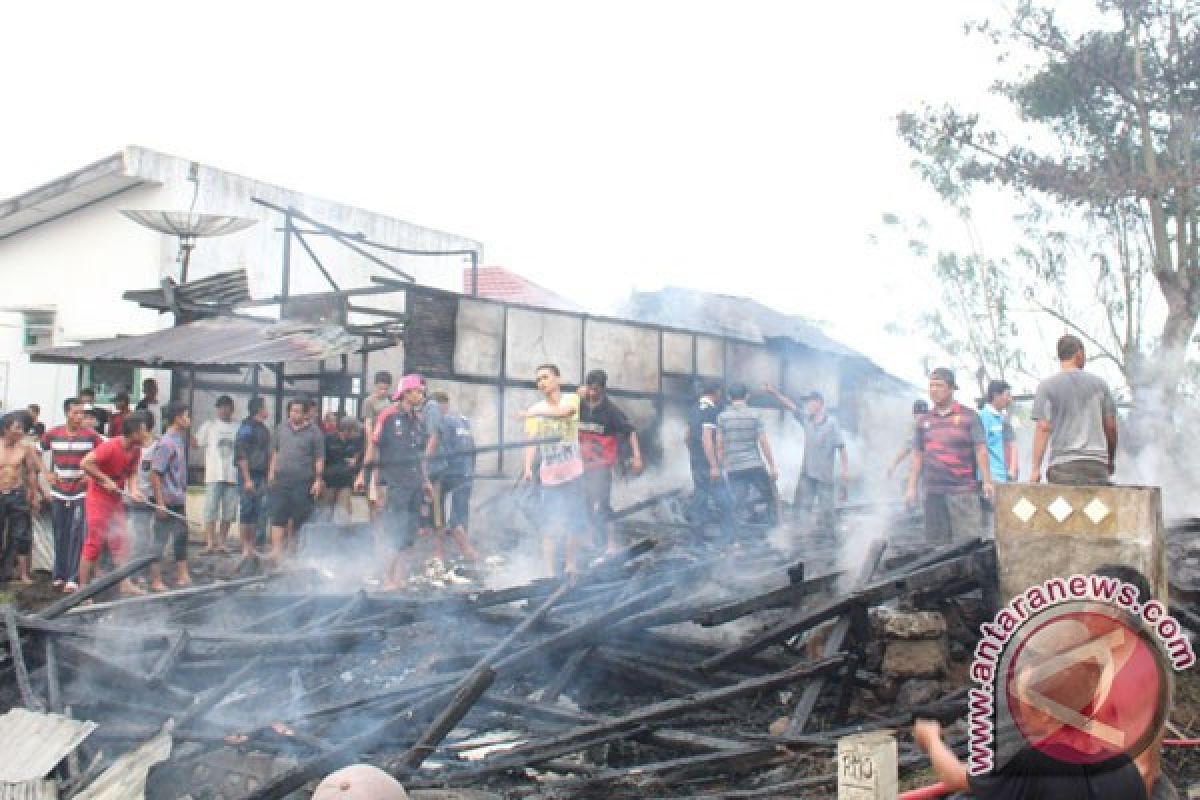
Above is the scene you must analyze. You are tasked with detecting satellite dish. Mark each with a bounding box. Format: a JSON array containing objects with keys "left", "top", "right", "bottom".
[{"left": 121, "top": 210, "right": 256, "bottom": 283}]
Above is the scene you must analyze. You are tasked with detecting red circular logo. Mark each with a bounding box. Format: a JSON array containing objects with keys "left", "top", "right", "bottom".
[{"left": 1004, "top": 605, "right": 1167, "bottom": 765}]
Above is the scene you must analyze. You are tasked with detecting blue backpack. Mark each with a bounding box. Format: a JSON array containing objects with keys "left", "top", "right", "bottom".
[{"left": 438, "top": 413, "right": 475, "bottom": 478}]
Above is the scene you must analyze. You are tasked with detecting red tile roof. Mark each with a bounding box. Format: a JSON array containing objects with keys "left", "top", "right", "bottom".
[{"left": 462, "top": 267, "right": 582, "bottom": 312}]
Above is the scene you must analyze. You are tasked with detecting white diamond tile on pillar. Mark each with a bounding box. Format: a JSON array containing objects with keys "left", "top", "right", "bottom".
[
  {"left": 1047, "top": 496, "right": 1074, "bottom": 523},
  {"left": 1012, "top": 497, "right": 1037, "bottom": 523},
  {"left": 1083, "top": 498, "right": 1111, "bottom": 525}
]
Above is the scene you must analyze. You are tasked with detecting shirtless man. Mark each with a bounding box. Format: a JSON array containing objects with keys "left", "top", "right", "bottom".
[{"left": 0, "top": 411, "right": 44, "bottom": 584}]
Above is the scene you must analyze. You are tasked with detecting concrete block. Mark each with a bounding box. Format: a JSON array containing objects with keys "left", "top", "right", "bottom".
[
  {"left": 837, "top": 731, "right": 897, "bottom": 800},
  {"left": 881, "top": 639, "right": 948, "bottom": 679},
  {"left": 894, "top": 679, "right": 941, "bottom": 710},
  {"left": 994, "top": 483, "right": 1167, "bottom": 604},
  {"left": 869, "top": 609, "right": 948, "bottom": 641}
]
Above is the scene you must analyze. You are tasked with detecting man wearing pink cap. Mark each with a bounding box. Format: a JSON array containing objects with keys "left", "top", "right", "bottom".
[{"left": 362, "top": 374, "right": 430, "bottom": 590}]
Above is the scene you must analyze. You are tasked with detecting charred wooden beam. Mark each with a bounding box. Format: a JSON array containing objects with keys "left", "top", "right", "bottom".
[
  {"left": 699, "top": 550, "right": 980, "bottom": 672},
  {"left": 696, "top": 571, "right": 842, "bottom": 627},
  {"left": 465, "top": 655, "right": 847, "bottom": 775},
  {"left": 784, "top": 539, "right": 887, "bottom": 736},
  {"left": 37, "top": 554, "right": 159, "bottom": 619},
  {"left": 3, "top": 606, "right": 43, "bottom": 711}
]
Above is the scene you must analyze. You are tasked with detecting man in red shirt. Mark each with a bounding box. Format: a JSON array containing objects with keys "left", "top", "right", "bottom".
[
  {"left": 904, "top": 367, "right": 995, "bottom": 544},
  {"left": 78, "top": 411, "right": 153, "bottom": 592}
]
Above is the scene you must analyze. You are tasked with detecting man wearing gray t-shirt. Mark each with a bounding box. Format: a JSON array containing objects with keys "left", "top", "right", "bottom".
[
  {"left": 1030, "top": 335, "right": 1118, "bottom": 485},
  {"left": 716, "top": 384, "right": 780, "bottom": 527}
]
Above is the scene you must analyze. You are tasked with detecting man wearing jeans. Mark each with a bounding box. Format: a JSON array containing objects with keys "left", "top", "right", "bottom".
[
  {"left": 235, "top": 397, "right": 272, "bottom": 559},
  {"left": 41, "top": 397, "right": 104, "bottom": 593},
  {"left": 905, "top": 368, "right": 995, "bottom": 544}
]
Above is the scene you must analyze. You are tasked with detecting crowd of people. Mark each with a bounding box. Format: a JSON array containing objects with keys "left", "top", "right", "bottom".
[{"left": 0, "top": 332, "right": 1121, "bottom": 592}]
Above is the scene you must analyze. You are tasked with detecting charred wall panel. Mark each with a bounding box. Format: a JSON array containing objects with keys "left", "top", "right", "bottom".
[
  {"left": 504, "top": 308, "right": 583, "bottom": 385},
  {"left": 454, "top": 299, "right": 505, "bottom": 378},
  {"left": 726, "top": 343, "right": 780, "bottom": 389},
  {"left": 405, "top": 292, "right": 458, "bottom": 374},
  {"left": 662, "top": 331, "right": 693, "bottom": 374},
  {"left": 584, "top": 319, "right": 660, "bottom": 392},
  {"left": 696, "top": 336, "right": 724, "bottom": 377}
]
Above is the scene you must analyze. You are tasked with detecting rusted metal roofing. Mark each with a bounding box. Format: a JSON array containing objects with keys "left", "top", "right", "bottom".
[
  {"left": 123, "top": 269, "right": 251, "bottom": 313},
  {"left": 30, "top": 317, "right": 360, "bottom": 368},
  {"left": 0, "top": 709, "right": 95, "bottom": 784}
]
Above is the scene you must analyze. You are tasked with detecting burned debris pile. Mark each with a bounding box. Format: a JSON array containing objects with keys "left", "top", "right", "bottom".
[{"left": 0, "top": 514, "right": 1195, "bottom": 799}]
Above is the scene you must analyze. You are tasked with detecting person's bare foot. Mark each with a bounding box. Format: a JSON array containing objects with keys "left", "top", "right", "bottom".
[
  {"left": 119, "top": 580, "right": 145, "bottom": 596},
  {"left": 16, "top": 575, "right": 33, "bottom": 585},
  {"left": 149, "top": 581, "right": 169, "bottom": 592},
  {"left": 52, "top": 579, "right": 64, "bottom": 589},
  {"left": 63, "top": 581, "right": 79, "bottom": 594},
  {"left": 382, "top": 581, "right": 406, "bottom": 592}
]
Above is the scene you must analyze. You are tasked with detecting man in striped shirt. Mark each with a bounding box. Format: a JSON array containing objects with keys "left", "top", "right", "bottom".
[{"left": 40, "top": 397, "right": 104, "bottom": 593}]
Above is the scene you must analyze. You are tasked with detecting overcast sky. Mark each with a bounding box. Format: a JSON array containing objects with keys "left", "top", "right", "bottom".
[{"left": 1, "top": 1, "right": 1023, "bottom": 386}]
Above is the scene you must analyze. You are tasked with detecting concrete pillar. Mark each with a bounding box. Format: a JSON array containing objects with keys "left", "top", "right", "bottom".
[
  {"left": 994, "top": 483, "right": 1167, "bottom": 604},
  {"left": 837, "top": 731, "right": 897, "bottom": 800}
]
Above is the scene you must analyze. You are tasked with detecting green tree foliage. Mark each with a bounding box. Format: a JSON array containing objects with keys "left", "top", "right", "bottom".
[{"left": 897, "top": 0, "right": 1200, "bottom": 401}]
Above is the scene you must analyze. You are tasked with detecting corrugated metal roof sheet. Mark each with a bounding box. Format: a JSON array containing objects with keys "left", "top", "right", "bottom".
[
  {"left": 123, "top": 269, "right": 251, "bottom": 312},
  {"left": 73, "top": 729, "right": 171, "bottom": 800},
  {"left": 0, "top": 780, "right": 56, "bottom": 800},
  {"left": 0, "top": 709, "right": 95, "bottom": 783},
  {"left": 30, "top": 317, "right": 360, "bottom": 368}
]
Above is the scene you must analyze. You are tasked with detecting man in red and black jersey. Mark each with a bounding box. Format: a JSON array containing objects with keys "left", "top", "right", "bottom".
[
  {"left": 904, "top": 367, "right": 995, "bottom": 544},
  {"left": 40, "top": 397, "right": 105, "bottom": 592},
  {"left": 364, "top": 374, "right": 431, "bottom": 591},
  {"left": 578, "top": 370, "right": 643, "bottom": 553}
]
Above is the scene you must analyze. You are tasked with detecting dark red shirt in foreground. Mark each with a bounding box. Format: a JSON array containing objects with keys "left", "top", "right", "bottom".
[{"left": 914, "top": 402, "right": 986, "bottom": 494}]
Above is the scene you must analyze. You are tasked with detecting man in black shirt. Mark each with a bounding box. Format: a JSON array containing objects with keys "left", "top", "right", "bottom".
[
  {"left": 685, "top": 378, "right": 734, "bottom": 544},
  {"left": 579, "top": 370, "right": 643, "bottom": 553},
  {"left": 914, "top": 719, "right": 1148, "bottom": 799},
  {"left": 234, "top": 397, "right": 272, "bottom": 559},
  {"left": 322, "top": 416, "right": 364, "bottom": 523}
]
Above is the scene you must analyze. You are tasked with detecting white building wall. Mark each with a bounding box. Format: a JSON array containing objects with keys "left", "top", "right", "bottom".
[
  {"left": 0, "top": 183, "right": 173, "bottom": 424},
  {"left": 0, "top": 146, "right": 483, "bottom": 424}
]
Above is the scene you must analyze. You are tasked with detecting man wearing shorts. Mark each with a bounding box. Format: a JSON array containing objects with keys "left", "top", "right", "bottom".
[
  {"left": 905, "top": 368, "right": 995, "bottom": 544},
  {"left": 196, "top": 395, "right": 239, "bottom": 553},
  {"left": 0, "top": 410, "right": 43, "bottom": 585},
  {"left": 235, "top": 397, "right": 272, "bottom": 559},
  {"left": 577, "top": 370, "right": 642, "bottom": 553},
  {"left": 79, "top": 411, "right": 152, "bottom": 593},
  {"left": 267, "top": 398, "right": 325, "bottom": 562},
  {"left": 369, "top": 374, "right": 430, "bottom": 590},
  {"left": 522, "top": 364, "right": 587, "bottom": 579}
]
